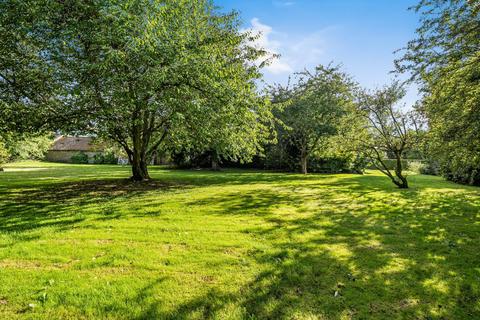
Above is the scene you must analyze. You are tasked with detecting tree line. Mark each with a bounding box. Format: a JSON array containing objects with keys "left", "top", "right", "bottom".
[{"left": 1, "top": 0, "right": 478, "bottom": 188}]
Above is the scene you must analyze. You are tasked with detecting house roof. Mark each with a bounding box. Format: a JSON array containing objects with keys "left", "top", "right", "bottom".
[{"left": 49, "top": 136, "right": 103, "bottom": 152}]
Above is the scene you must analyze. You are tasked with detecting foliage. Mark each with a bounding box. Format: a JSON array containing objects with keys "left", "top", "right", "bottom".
[
  {"left": 395, "top": 0, "right": 479, "bottom": 80},
  {"left": 1, "top": 162, "right": 479, "bottom": 319},
  {"left": 0, "top": 0, "right": 63, "bottom": 135},
  {"left": 353, "top": 82, "right": 423, "bottom": 188},
  {"left": 93, "top": 152, "right": 118, "bottom": 165},
  {"left": 168, "top": 93, "right": 274, "bottom": 170},
  {"left": 6, "top": 134, "right": 52, "bottom": 161},
  {"left": 70, "top": 152, "right": 89, "bottom": 164},
  {"left": 270, "top": 64, "right": 356, "bottom": 174},
  {"left": 26, "top": 0, "right": 271, "bottom": 181},
  {"left": 406, "top": 160, "right": 425, "bottom": 174},
  {"left": 1, "top": 0, "right": 273, "bottom": 180},
  {"left": 421, "top": 58, "right": 480, "bottom": 185},
  {"left": 396, "top": 0, "right": 480, "bottom": 185}
]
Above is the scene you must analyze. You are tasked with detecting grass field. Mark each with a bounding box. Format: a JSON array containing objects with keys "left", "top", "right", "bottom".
[{"left": 0, "top": 161, "right": 479, "bottom": 319}]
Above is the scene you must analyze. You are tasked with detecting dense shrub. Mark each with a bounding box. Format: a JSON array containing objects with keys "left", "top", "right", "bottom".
[
  {"left": 441, "top": 161, "right": 480, "bottom": 186},
  {"left": 71, "top": 152, "right": 89, "bottom": 164},
  {"left": 308, "top": 157, "right": 356, "bottom": 173},
  {"left": 171, "top": 150, "right": 210, "bottom": 168},
  {"left": 2, "top": 133, "right": 53, "bottom": 161},
  {"left": 407, "top": 161, "right": 425, "bottom": 174},
  {"left": 170, "top": 141, "right": 366, "bottom": 174},
  {"left": 93, "top": 152, "right": 118, "bottom": 164},
  {"left": 10, "top": 135, "right": 52, "bottom": 160},
  {"left": 103, "top": 152, "right": 118, "bottom": 164},
  {"left": 419, "top": 160, "right": 440, "bottom": 176}
]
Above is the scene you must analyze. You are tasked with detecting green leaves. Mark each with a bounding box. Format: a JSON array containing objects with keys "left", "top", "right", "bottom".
[
  {"left": 270, "top": 64, "right": 355, "bottom": 173},
  {"left": 1, "top": 0, "right": 273, "bottom": 179},
  {"left": 397, "top": 0, "right": 480, "bottom": 185}
]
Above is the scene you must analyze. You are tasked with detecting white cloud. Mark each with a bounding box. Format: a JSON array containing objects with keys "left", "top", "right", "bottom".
[
  {"left": 273, "top": 0, "right": 296, "bottom": 7},
  {"left": 246, "top": 18, "right": 293, "bottom": 75},
  {"left": 244, "top": 18, "right": 334, "bottom": 81}
]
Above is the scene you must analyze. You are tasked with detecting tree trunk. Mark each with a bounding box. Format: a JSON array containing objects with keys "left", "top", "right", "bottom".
[
  {"left": 394, "top": 153, "right": 408, "bottom": 188},
  {"left": 131, "top": 138, "right": 150, "bottom": 182},
  {"left": 131, "top": 152, "right": 150, "bottom": 181},
  {"left": 300, "top": 152, "right": 308, "bottom": 174},
  {"left": 211, "top": 151, "right": 221, "bottom": 171}
]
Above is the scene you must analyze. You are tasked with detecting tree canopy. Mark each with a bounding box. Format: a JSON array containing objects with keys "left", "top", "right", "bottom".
[
  {"left": 271, "top": 64, "right": 355, "bottom": 174},
  {"left": 396, "top": 0, "right": 480, "bottom": 185},
  {"left": 1, "top": 0, "right": 274, "bottom": 180}
]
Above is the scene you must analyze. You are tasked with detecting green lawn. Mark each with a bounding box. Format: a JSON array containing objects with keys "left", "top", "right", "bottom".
[{"left": 0, "top": 161, "right": 479, "bottom": 319}]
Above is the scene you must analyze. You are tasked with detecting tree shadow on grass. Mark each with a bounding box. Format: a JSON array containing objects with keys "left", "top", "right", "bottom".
[
  {"left": 0, "top": 179, "right": 190, "bottom": 234},
  {"left": 1, "top": 169, "right": 479, "bottom": 318},
  {"left": 168, "top": 174, "right": 480, "bottom": 319}
]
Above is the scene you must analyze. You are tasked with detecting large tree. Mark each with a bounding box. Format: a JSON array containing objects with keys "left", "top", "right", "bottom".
[
  {"left": 61, "top": 0, "right": 271, "bottom": 181},
  {"left": 271, "top": 65, "right": 354, "bottom": 174},
  {"left": 396, "top": 0, "right": 480, "bottom": 185},
  {"left": 2, "top": 0, "right": 272, "bottom": 181}
]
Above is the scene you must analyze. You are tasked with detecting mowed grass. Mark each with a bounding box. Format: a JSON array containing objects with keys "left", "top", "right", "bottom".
[{"left": 0, "top": 162, "right": 479, "bottom": 320}]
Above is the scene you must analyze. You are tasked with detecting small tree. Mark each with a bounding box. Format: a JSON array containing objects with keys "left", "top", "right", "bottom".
[
  {"left": 272, "top": 64, "right": 355, "bottom": 174},
  {"left": 356, "top": 83, "right": 423, "bottom": 188}
]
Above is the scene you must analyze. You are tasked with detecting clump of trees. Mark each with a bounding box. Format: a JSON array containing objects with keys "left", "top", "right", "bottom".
[
  {"left": 396, "top": 0, "right": 480, "bottom": 185},
  {"left": 2, "top": 0, "right": 478, "bottom": 190},
  {"left": 266, "top": 66, "right": 422, "bottom": 189}
]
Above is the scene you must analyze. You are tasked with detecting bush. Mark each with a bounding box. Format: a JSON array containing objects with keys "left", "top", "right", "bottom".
[
  {"left": 13, "top": 135, "right": 52, "bottom": 160},
  {"left": 442, "top": 162, "right": 480, "bottom": 186},
  {"left": 309, "top": 157, "right": 350, "bottom": 173},
  {"left": 93, "top": 152, "right": 118, "bottom": 164},
  {"left": 71, "top": 152, "right": 89, "bottom": 164},
  {"left": 103, "top": 152, "right": 118, "bottom": 164},
  {"left": 407, "top": 161, "right": 425, "bottom": 174},
  {"left": 419, "top": 160, "right": 440, "bottom": 176},
  {"left": 2, "top": 133, "right": 53, "bottom": 161}
]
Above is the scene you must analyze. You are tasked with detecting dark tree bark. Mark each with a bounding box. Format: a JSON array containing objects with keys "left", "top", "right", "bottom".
[
  {"left": 131, "top": 144, "right": 150, "bottom": 181},
  {"left": 211, "top": 150, "right": 221, "bottom": 171},
  {"left": 393, "top": 153, "right": 408, "bottom": 188},
  {"left": 300, "top": 152, "right": 308, "bottom": 174}
]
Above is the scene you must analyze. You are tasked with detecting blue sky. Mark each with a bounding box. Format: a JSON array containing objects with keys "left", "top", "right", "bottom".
[{"left": 215, "top": 0, "right": 420, "bottom": 106}]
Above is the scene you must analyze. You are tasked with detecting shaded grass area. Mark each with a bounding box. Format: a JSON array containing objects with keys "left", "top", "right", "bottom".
[{"left": 0, "top": 161, "right": 479, "bottom": 319}]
